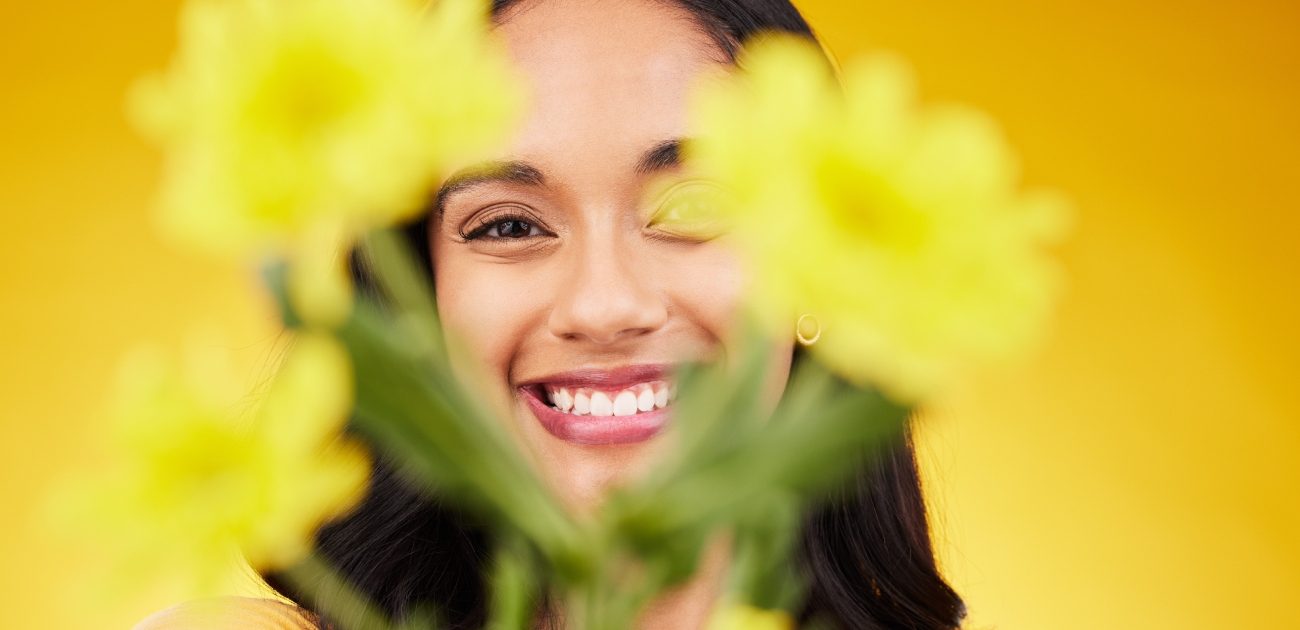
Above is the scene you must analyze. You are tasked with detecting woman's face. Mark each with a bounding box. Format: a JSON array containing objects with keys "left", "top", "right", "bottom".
[{"left": 429, "top": 0, "right": 794, "bottom": 513}]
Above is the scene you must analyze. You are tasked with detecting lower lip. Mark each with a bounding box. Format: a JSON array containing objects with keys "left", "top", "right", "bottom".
[{"left": 521, "top": 388, "right": 671, "bottom": 445}]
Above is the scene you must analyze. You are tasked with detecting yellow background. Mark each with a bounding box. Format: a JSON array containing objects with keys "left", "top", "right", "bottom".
[{"left": 2, "top": 0, "right": 1296, "bottom": 627}]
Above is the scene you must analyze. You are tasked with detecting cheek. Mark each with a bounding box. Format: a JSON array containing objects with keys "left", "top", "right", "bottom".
[
  {"left": 656, "top": 242, "right": 794, "bottom": 404},
  {"left": 653, "top": 242, "right": 748, "bottom": 340},
  {"left": 432, "top": 252, "right": 544, "bottom": 383}
]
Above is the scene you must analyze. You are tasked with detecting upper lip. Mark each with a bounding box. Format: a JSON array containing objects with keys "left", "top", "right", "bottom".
[{"left": 516, "top": 363, "right": 673, "bottom": 390}]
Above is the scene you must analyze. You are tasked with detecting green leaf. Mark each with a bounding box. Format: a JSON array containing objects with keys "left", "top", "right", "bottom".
[{"left": 486, "top": 536, "right": 539, "bottom": 630}]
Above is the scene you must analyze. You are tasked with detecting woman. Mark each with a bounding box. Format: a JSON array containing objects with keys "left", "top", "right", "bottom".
[{"left": 142, "top": 0, "right": 966, "bottom": 627}]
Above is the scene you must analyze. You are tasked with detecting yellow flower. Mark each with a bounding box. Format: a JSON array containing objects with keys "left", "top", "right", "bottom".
[
  {"left": 56, "top": 332, "right": 368, "bottom": 596},
  {"left": 130, "top": 0, "right": 521, "bottom": 324},
  {"left": 689, "top": 36, "right": 1069, "bottom": 401},
  {"left": 707, "top": 603, "right": 794, "bottom": 630}
]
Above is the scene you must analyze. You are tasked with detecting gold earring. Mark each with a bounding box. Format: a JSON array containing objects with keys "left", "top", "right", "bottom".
[{"left": 796, "top": 313, "right": 821, "bottom": 346}]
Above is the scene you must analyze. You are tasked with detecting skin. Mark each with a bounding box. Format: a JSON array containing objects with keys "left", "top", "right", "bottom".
[{"left": 429, "top": 0, "right": 796, "bottom": 625}]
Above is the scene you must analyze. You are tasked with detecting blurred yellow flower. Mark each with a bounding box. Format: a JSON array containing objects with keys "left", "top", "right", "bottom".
[
  {"left": 57, "top": 332, "right": 368, "bottom": 596},
  {"left": 130, "top": 0, "right": 521, "bottom": 324},
  {"left": 706, "top": 603, "right": 794, "bottom": 630},
  {"left": 689, "top": 36, "right": 1069, "bottom": 401}
]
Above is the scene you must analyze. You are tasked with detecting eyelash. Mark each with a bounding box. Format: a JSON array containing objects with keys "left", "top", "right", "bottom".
[
  {"left": 642, "top": 183, "right": 729, "bottom": 243},
  {"left": 461, "top": 210, "right": 553, "bottom": 241}
]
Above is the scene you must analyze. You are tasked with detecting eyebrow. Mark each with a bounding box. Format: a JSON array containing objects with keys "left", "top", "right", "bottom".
[
  {"left": 634, "top": 138, "right": 684, "bottom": 175},
  {"left": 432, "top": 160, "right": 545, "bottom": 217},
  {"left": 432, "top": 138, "right": 687, "bottom": 216}
]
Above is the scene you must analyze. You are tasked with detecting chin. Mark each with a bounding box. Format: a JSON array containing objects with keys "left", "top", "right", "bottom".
[{"left": 510, "top": 394, "right": 676, "bottom": 516}]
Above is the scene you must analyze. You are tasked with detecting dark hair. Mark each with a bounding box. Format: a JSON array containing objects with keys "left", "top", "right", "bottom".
[{"left": 267, "top": 1, "right": 965, "bottom": 628}]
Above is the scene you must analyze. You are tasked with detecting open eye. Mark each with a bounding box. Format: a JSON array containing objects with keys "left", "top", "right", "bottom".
[
  {"left": 467, "top": 217, "right": 547, "bottom": 239},
  {"left": 461, "top": 207, "right": 554, "bottom": 241},
  {"left": 645, "top": 180, "right": 731, "bottom": 242}
]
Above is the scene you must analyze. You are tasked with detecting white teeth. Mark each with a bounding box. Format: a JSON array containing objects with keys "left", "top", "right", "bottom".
[
  {"left": 543, "top": 380, "right": 675, "bottom": 416},
  {"left": 636, "top": 385, "right": 655, "bottom": 412},
  {"left": 548, "top": 386, "right": 573, "bottom": 412},
  {"left": 589, "top": 391, "right": 613, "bottom": 416},
  {"left": 614, "top": 390, "right": 638, "bottom": 416}
]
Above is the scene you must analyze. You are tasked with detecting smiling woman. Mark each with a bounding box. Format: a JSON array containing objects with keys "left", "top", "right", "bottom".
[
  {"left": 241, "top": 1, "right": 965, "bottom": 629},
  {"left": 124, "top": 0, "right": 968, "bottom": 627}
]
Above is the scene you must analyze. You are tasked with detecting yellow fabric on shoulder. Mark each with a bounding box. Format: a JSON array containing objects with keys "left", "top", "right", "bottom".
[{"left": 133, "top": 597, "right": 317, "bottom": 630}]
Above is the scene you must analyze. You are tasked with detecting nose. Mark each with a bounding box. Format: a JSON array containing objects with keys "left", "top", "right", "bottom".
[{"left": 547, "top": 235, "right": 667, "bottom": 345}]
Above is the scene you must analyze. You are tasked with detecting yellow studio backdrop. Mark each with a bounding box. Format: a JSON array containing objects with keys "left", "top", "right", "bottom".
[{"left": 2, "top": 1, "right": 1296, "bottom": 628}]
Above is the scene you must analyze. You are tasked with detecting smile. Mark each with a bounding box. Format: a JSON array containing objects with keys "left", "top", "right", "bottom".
[
  {"left": 517, "top": 364, "right": 677, "bottom": 445},
  {"left": 543, "top": 381, "right": 675, "bottom": 416}
]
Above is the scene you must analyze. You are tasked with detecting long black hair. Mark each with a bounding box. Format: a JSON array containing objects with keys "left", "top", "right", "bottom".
[{"left": 267, "top": 1, "right": 966, "bottom": 628}]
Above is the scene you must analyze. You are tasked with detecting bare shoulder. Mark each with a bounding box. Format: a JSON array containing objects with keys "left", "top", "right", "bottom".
[{"left": 134, "top": 597, "right": 317, "bottom": 630}]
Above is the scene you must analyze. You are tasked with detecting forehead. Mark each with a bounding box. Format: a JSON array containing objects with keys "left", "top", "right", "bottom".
[{"left": 492, "top": 0, "right": 730, "bottom": 176}]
